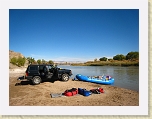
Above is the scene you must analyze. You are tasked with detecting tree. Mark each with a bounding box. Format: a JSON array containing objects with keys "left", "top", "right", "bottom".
[
  {"left": 94, "top": 58, "right": 97, "bottom": 62},
  {"left": 37, "top": 59, "right": 42, "bottom": 64},
  {"left": 126, "top": 51, "right": 139, "bottom": 60},
  {"left": 26, "top": 57, "right": 35, "bottom": 64},
  {"left": 42, "top": 59, "right": 46, "bottom": 64},
  {"left": 113, "top": 54, "right": 126, "bottom": 61},
  {"left": 99, "top": 57, "right": 107, "bottom": 61},
  {"left": 48, "top": 60, "right": 54, "bottom": 64}
]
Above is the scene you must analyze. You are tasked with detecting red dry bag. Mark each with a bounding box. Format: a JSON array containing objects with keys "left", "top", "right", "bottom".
[{"left": 64, "top": 88, "right": 78, "bottom": 96}]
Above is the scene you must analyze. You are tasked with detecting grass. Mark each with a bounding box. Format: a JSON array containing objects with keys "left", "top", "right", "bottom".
[{"left": 71, "top": 60, "right": 139, "bottom": 66}]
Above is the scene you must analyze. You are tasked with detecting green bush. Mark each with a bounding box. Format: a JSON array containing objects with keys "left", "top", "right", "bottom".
[
  {"left": 17, "top": 57, "right": 26, "bottom": 67},
  {"left": 126, "top": 51, "right": 139, "bottom": 60},
  {"left": 26, "top": 57, "right": 35, "bottom": 64},
  {"left": 10, "top": 57, "right": 26, "bottom": 67},
  {"left": 113, "top": 54, "right": 126, "bottom": 61},
  {"left": 10, "top": 57, "right": 17, "bottom": 65},
  {"left": 48, "top": 60, "right": 54, "bottom": 64},
  {"left": 99, "top": 57, "right": 107, "bottom": 61},
  {"left": 37, "top": 59, "right": 42, "bottom": 64}
]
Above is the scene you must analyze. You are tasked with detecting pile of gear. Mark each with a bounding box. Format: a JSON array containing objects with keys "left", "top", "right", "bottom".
[{"left": 50, "top": 87, "right": 104, "bottom": 98}]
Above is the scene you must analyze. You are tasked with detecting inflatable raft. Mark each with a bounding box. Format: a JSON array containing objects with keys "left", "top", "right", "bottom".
[{"left": 75, "top": 74, "right": 114, "bottom": 85}]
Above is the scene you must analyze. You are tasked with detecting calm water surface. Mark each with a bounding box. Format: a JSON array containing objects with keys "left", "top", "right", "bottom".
[{"left": 58, "top": 65, "right": 139, "bottom": 92}]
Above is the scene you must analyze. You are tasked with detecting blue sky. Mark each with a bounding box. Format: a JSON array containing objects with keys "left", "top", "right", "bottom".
[{"left": 9, "top": 9, "right": 139, "bottom": 62}]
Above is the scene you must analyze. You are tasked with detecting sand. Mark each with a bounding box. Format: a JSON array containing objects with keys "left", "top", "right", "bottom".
[{"left": 9, "top": 68, "right": 139, "bottom": 106}]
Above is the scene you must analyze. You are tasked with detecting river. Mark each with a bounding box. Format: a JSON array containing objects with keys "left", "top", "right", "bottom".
[{"left": 58, "top": 65, "right": 139, "bottom": 92}]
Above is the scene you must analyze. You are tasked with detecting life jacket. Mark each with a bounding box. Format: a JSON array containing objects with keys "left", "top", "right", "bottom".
[
  {"left": 106, "top": 76, "right": 112, "bottom": 80},
  {"left": 98, "top": 88, "right": 104, "bottom": 93},
  {"left": 90, "top": 88, "right": 104, "bottom": 94},
  {"left": 64, "top": 88, "right": 78, "bottom": 96}
]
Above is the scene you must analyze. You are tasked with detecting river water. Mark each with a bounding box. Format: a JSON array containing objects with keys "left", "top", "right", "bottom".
[{"left": 58, "top": 65, "right": 139, "bottom": 92}]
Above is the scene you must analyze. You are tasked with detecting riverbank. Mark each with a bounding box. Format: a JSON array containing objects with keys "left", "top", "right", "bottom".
[
  {"left": 71, "top": 60, "right": 139, "bottom": 66},
  {"left": 9, "top": 68, "right": 139, "bottom": 106}
]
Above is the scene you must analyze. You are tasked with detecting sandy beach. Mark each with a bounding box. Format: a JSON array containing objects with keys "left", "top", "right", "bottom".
[{"left": 9, "top": 68, "right": 139, "bottom": 106}]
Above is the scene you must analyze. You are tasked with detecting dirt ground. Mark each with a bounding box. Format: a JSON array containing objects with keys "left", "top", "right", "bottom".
[{"left": 9, "top": 68, "right": 139, "bottom": 106}]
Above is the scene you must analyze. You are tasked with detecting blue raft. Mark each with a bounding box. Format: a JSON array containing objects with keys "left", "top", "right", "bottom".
[{"left": 75, "top": 74, "right": 114, "bottom": 85}]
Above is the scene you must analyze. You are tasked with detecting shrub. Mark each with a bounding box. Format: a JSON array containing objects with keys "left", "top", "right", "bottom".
[
  {"left": 37, "top": 59, "right": 42, "bottom": 64},
  {"left": 126, "top": 51, "right": 139, "bottom": 60},
  {"left": 17, "top": 57, "right": 26, "bottom": 67},
  {"left": 48, "top": 60, "right": 54, "bottom": 64},
  {"left": 10, "top": 57, "right": 26, "bottom": 67},
  {"left": 10, "top": 57, "right": 17, "bottom": 65},
  {"left": 99, "top": 57, "right": 107, "bottom": 61},
  {"left": 113, "top": 54, "right": 126, "bottom": 61}
]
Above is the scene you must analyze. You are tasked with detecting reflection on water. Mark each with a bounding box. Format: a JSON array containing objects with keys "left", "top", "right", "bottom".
[{"left": 58, "top": 65, "right": 139, "bottom": 92}]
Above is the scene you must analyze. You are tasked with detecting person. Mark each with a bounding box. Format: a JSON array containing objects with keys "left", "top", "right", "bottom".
[
  {"left": 98, "top": 76, "right": 102, "bottom": 79},
  {"left": 106, "top": 76, "right": 109, "bottom": 80}
]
